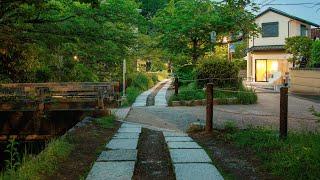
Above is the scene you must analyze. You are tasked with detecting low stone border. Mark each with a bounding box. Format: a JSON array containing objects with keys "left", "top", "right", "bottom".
[{"left": 170, "top": 98, "right": 238, "bottom": 106}]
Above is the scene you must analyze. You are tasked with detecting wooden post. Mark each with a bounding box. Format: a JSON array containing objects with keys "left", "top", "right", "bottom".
[
  {"left": 205, "top": 83, "right": 214, "bottom": 132},
  {"left": 280, "top": 86, "right": 288, "bottom": 139},
  {"left": 174, "top": 77, "right": 179, "bottom": 95}
]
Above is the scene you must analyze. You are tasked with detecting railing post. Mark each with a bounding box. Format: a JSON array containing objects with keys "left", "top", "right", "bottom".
[
  {"left": 280, "top": 86, "right": 288, "bottom": 139},
  {"left": 174, "top": 77, "right": 179, "bottom": 95},
  {"left": 206, "top": 83, "right": 214, "bottom": 132},
  {"left": 96, "top": 86, "right": 105, "bottom": 110}
]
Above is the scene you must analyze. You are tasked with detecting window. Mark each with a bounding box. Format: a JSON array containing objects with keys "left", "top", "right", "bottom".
[
  {"left": 300, "top": 25, "right": 308, "bottom": 36},
  {"left": 262, "top": 22, "right": 279, "bottom": 37}
]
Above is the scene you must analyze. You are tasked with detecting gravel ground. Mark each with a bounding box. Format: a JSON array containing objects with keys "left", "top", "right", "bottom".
[{"left": 126, "top": 92, "right": 320, "bottom": 132}]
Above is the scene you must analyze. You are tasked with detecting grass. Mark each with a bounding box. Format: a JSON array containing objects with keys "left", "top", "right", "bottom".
[
  {"left": 94, "top": 115, "right": 116, "bottom": 128},
  {"left": 169, "top": 82, "right": 257, "bottom": 105},
  {"left": 227, "top": 127, "right": 320, "bottom": 179},
  {"left": 1, "top": 114, "right": 117, "bottom": 180},
  {"left": 1, "top": 138, "right": 73, "bottom": 180}
]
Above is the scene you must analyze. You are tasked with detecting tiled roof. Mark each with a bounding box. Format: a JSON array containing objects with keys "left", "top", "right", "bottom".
[
  {"left": 248, "top": 45, "right": 285, "bottom": 52},
  {"left": 257, "top": 8, "right": 319, "bottom": 27}
]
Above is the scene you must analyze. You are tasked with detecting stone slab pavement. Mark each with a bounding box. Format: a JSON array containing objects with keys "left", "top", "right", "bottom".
[
  {"left": 132, "top": 80, "right": 167, "bottom": 107},
  {"left": 163, "top": 131, "right": 224, "bottom": 180},
  {"left": 154, "top": 79, "right": 172, "bottom": 107},
  {"left": 86, "top": 123, "right": 142, "bottom": 180}
]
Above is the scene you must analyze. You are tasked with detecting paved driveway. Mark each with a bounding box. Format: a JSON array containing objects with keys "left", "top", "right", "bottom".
[{"left": 126, "top": 92, "right": 320, "bottom": 132}]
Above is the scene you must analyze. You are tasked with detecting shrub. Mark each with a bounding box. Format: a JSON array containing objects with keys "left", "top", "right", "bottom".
[
  {"left": 310, "top": 40, "right": 320, "bottom": 68},
  {"left": 126, "top": 86, "right": 141, "bottom": 105},
  {"left": 174, "top": 64, "right": 196, "bottom": 85},
  {"left": 233, "top": 59, "right": 247, "bottom": 70},
  {"left": 128, "top": 72, "right": 154, "bottom": 91},
  {"left": 196, "top": 58, "right": 241, "bottom": 88}
]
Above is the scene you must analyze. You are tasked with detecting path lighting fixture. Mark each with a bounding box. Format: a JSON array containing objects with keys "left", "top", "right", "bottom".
[{"left": 73, "top": 55, "right": 78, "bottom": 61}]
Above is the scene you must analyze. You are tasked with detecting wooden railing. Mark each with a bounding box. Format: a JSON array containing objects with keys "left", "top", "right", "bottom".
[{"left": 0, "top": 82, "right": 120, "bottom": 111}]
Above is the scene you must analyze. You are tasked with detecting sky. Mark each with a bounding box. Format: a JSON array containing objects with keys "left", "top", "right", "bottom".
[{"left": 254, "top": 0, "right": 320, "bottom": 25}]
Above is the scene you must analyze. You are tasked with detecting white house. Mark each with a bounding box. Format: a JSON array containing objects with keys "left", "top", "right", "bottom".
[{"left": 246, "top": 7, "right": 319, "bottom": 84}]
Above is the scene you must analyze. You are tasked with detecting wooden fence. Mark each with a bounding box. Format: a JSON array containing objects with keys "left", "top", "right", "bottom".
[{"left": 0, "top": 82, "right": 120, "bottom": 112}]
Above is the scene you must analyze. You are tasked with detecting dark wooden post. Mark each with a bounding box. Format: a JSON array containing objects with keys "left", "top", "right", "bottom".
[
  {"left": 280, "top": 86, "right": 288, "bottom": 139},
  {"left": 206, "top": 83, "right": 214, "bottom": 132},
  {"left": 174, "top": 77, "right": 179, "bottom": 95},
  {"left": 97, "top": 87, "right": 105, "bottom": 110}
]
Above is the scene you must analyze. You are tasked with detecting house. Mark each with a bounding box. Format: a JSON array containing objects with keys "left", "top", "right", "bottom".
[
  {"left": 246, "top": 7, "right": 319, "bottom": 84},
  {"left": 311, "top": 28, "right": 320, "bottom": 40}
]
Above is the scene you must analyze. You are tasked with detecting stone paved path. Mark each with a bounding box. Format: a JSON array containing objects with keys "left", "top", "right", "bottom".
[
  {"left": 163, "top": 131, "right": 223, "bottom": 180},
  {"left": 86, "top": 123, "right": 142, "bottom": 180},
  {"left": 132, "top": 80, "right": 167, "bottom": 107},
  {"left": 154, "top": 79, "right": 172, "bottom": 107}
]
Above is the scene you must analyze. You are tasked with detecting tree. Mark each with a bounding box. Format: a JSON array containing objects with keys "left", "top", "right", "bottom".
[
  {"left": 310, "top": 40, "right": 320, "bottom": 68},
  {"left": 285, "top": 36, "right": 313, "bottom": 67},
  {"left": 138, "top": 0, "right": 168, "bottom": 19},
  {"left": 0, "top": 0, "right": 144, "bottom": 82},
  {"left": 152, "top": 0, "right": 258, "bottom": 64}
]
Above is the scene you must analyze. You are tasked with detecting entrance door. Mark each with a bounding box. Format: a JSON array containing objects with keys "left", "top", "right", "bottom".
[{"left": 255, "top": 59, "right": 279, "bottom": 82}]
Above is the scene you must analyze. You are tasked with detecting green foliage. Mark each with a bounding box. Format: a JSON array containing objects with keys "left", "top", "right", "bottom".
[
  {"left": 233, "top": 59, "right": 247, "bottom": 70},
  {"left": 175, "top": 64, "right": 196, "bottom": 85},
  {"left": 230, "top": 128, "right": 320, "bottom": 179},
  {"left": 170, "top": 82, "right": 257, "bottom": 105},
  {"left": 1, "top": 138, "right": 73, "bottom": 180},
  {"left": 285, "top": 36, "right": 313, "bottom": 67},
  {"left": 310, "top": 40, "right": 320, "bottom": 68},
  {"left": 4, "top": 139, "right": 21, "bottom": 171},
  {"left": 153, "top": 0, "right": 258, "bottom": 63},
  {"left": 233, "top": 41, "right": 248, "bottom": 59},
  {"left": 196, "top": 58, "right": 241, "bottom": 88},
  {"left": 0, "top": 0, "right": 144, "bottom": 83},
  {"left": 128, "top": 72, "right": 154, "bottom": 91},
  {"left": 94, "top": 115, "right": 116, "bottom": 128},
  {"left": 126, "top": 86, "right": 142, "bottom": 105}
]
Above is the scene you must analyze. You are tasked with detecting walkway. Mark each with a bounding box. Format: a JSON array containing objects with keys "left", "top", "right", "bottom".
[
  {"left": 154, "top": 79, "right": 172, "bottom": 106},
  {"left": 132, "top": 80, "right": 168, "bottom": 107},
  {"left": 87, "top": 79, "right": 224, "bottom": 180}
]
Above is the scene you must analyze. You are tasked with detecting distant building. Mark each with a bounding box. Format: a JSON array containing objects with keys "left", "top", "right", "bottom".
[
  {"left": 246, "top": 7, "right": 319, "bottom": 84},
  {"left": 311, "top": 28, "right": 320, "bottom": 40}
]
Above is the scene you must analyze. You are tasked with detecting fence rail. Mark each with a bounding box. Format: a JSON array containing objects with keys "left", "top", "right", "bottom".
[{"left": 0, "top": 82, "right": 120, "bottom": 111}]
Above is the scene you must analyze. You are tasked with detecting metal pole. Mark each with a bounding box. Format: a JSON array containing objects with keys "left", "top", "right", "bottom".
[
  {"left": 280, "top": 86, "right": 288, "bottom": 139},
  {"left": 205, "top": 83, "right": 214, "bottom": 132}
]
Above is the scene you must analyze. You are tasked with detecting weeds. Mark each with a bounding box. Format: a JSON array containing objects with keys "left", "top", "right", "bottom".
[
  {"left": 4, "top": 139, "right": 21, "bottom": 171},
  {"left": 309, "top": 106, "right": 320, "bottom": 122},
  {"left": 94, "top": 115, "right": 115, "bottom": 128},
  {"left": 229, "top": 128, "right": 320, "bottom": 179}
]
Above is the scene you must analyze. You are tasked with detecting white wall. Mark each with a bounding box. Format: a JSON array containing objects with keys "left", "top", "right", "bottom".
[{"left": 249, "top": 11, "right": 312, "bottom": 48}]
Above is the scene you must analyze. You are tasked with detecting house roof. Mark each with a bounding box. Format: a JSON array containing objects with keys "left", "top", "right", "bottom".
[
  {"left": 248, "top": 45, "right": 285, "bottom": 52},
  {"left": 256, "top": 7, "right": 319, "bottom": 27}
]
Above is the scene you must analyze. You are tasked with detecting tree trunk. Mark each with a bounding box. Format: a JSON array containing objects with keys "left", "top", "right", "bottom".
[{"left": 192, "top": 38, "right": 198, "bottom": 64}]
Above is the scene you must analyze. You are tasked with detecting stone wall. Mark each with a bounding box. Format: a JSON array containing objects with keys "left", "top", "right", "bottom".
[{"left": 290, "top": 68, "right": 320, "bottom": 95}]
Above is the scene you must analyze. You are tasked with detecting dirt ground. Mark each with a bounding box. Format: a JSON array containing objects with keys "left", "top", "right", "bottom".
[
  {"left": 190, "top": 131, "right": 278, "bottom": 180},
  {"left": 133, "top": 128, "right": 175, "bottom": 180},
  {"left": 44, "top": 120, "right": 121, "bottom": 180}
]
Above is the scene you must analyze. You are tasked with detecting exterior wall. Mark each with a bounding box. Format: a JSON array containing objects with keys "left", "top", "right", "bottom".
[
  {"left": 290, "top": 69, "right": 320, "bottom": 95},
  {"left": 247, "top": 51, "right": 292, "bottom": 83},
  {"left": 249, "top": 11, "right": 312, "bottom": 48}
]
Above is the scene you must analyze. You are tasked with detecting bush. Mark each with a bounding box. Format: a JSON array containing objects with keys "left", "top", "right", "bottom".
[
  {"left": 310, "top": 40, "right": 320, "bottom": 68},
  {"left": 196, "top": 58, "right": 241, "bottom": 88},
  {"left": 233, "top": 59, "right": 247, "bottom": 70},
  {"left": 175, "top": 64, "right": 196, "bottom": 85},
  {"left": 125, "top": 86, "right": 141, "bottom": 105},
  {"left": 128, "top": 72, "right": 154, "bottom": 91}
]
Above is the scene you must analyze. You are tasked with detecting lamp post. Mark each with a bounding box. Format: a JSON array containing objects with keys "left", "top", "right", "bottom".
[{"left": 121, "top": 59, "right": 128, "bottom": 105}]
